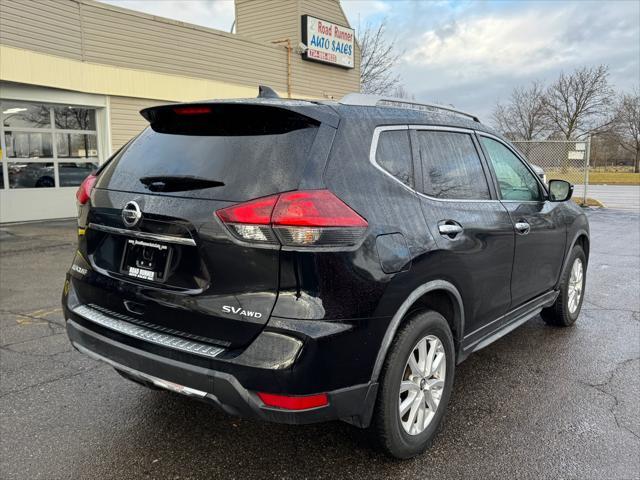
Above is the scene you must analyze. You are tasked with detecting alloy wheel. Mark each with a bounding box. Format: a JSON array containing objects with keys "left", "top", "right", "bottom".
[
  {"left": 568, "top": 258, "right": 584, "bottom": 314},
  {"left": 399, "top": 335, "right": 446, "bottom": 435}
]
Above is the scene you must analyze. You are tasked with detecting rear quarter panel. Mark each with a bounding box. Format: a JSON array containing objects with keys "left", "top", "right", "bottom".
[{"left": 274, "top": 110, "right": 438, "bottom": 323}]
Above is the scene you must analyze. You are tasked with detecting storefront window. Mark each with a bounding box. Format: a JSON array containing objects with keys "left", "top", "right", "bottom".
[
  {"left": 58, "top": 162, "right": 99, "bottom": 187},
  {"left": 7, "top": 162, "right": 55, "bottom": 189},
  {"left": 56, "top": 133, "right": 98, "bottom": 159},
  {"left": 1, "top": 100, "right": 100, "bottom": 189},
  {"left": 53, "top": 106, "right": 97, "bottom": 130},
  {"left": 2, "top": 103, "right": 51, "bottom": 128},
  {"left": 5, "top": 131, "right": 54, "bottom": 158}
]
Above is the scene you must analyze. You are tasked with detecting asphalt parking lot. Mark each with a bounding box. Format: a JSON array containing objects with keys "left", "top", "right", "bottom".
[
  {"left": 1, "top": 208, "right": 638, "bottom": 480},
  {"left": 574, "top": 185, "right": 640, "bottom": 211}
]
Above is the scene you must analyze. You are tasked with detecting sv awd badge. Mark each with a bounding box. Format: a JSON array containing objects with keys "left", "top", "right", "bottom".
[{"left": 222, "top": 305, "right": 263, "bottom": 319}]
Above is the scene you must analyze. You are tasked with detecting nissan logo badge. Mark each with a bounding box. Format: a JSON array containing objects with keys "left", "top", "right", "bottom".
[{"left": 122, "top": 201, "right": 142, "bottom": 227}]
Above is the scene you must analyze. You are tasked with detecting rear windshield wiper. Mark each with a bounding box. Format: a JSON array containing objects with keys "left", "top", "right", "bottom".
[{"left": 140, "top": 175, "right": 225, "bottom": 192}]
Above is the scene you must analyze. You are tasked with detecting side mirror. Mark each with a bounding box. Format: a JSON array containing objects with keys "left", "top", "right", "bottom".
[{"left": 548, "top": 179, "right": 573, "bottom": 202}]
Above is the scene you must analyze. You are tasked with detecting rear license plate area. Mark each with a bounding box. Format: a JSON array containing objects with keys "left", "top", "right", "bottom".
[{"left": 120, "top": 238, "right": 172, "bottom": 283}]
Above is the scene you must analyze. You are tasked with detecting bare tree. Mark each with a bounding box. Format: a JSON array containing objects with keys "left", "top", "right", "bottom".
[
  {"left": 358, "top": 20, "right": 401, "bottom": 95},
  {"left": 391, "top": 84, "right": 415, "bottom": 101},
  {"left": 491, "top": 81, "right": 548, "bottom": 140},
  {"left": 612, "top": 87, "right": 640, "bottom": 173},
  {"left": 590, "top": 131, "right": 633, "bottom": 169},
  {"left": 542, "top": 65, "right": 613, "bottom": 140}
]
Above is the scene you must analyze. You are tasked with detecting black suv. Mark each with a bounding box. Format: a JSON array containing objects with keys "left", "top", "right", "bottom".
[{"left": 62, "top": 90, "right": 589, "bottom": 459}]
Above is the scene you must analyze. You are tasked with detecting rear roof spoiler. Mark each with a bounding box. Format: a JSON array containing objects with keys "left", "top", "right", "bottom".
[
  {"left": 140, "top": 100, "right": 339, "bottom": 129},
  {"left": 140, "top": 99, "right": 339, "bottom": 135}
]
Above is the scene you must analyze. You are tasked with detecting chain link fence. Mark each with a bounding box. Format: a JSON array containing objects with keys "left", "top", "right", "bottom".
[{"left": 511, "top": 139, "right": 591, "bottom": 202}]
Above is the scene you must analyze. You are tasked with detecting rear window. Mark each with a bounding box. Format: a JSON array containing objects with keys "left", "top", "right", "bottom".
[{"left": 98, "top": 105, "right": 320, "bottom": 201}]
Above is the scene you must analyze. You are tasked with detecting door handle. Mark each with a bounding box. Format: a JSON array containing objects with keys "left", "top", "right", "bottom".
[
  {"left": 438, "top": 222, "right": 463, "bottom": 238},
  {"left": 515, "top": 221, "right": 530, "bottom": 235}
]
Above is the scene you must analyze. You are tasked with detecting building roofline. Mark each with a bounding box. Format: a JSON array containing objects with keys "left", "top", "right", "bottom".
[{"left": 83, "top": 0, "right": 283, "bottom": 51}]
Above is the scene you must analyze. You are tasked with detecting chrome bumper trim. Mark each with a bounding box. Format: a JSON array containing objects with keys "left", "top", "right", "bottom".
[
  {"left": 73, "top": 342, "right": 208, "bottom": 398},
  {"left": 71, "top": 304, "right": 225, "bottom": 359},
  {"left": 88, "top": 223, "right": 196, "bottom": 246}
]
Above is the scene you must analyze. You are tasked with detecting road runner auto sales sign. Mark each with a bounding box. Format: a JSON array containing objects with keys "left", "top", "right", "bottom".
[{"left": 301, "top": 15, "right": 355, "bottom": 69}]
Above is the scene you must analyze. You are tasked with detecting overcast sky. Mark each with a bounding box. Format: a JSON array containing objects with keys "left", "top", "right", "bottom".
[{"left": 101, "top": 0, "right": 639, "bottom": 121}]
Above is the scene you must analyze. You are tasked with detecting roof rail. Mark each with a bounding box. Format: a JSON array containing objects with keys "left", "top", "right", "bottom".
[{"left": 339, "top": 93, "right": 480, "bottom": 123}]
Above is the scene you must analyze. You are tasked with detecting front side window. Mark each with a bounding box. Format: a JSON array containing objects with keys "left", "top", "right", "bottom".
[
  {"left": 375, "top": 129, "right": 414, "bottom": 188},
  {"left": 415, "top": 131, "right": 491, "bottom": 200},
  {"left": 480, "top": 137, "right": 542, "bottom": 201}
]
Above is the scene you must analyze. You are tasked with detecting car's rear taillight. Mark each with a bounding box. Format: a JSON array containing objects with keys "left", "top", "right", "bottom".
[
  {"left": 216, "top": 195, "right": 279, "bottom": 244},
  {"left": 216, "top": 190, "right": 367, "bottom": 247},
  {"left": 76, "top": 174, "right": 97, "bottom": 205}
]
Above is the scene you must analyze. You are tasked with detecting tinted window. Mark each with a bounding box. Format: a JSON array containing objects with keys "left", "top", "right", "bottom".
[
  {"left": 480, "top": 137, "right": 542, "bottom": 201},
  {"left": 415, "top": 131, "right": 490, "bottom": 200},
  {"left": 375, "top": 130, "right": 413, "bottom": 187},
  {"left": 100, "top": 124, "right": 319, "bottom": 201}
]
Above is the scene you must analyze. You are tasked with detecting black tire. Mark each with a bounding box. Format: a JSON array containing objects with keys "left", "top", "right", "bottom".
[
  {"left": 541, "top": 245, "right": 586, "bottom": 327},
  {"left": 369, "top": 310, "right": 455, "bottom": 459}
]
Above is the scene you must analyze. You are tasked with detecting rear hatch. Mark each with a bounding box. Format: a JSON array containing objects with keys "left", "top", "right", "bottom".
[{"left": 76, "top": 101, "right": 335, "bottom": 349}]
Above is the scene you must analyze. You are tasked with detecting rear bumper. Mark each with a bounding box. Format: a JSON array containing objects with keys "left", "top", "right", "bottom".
[{"left": 65, "top": 312, "right": 378, "bottom": 427}]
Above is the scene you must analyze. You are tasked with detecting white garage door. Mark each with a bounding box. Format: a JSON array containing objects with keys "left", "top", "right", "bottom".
[{"left": 1, "top": 97, "right": 105, "bottom": 223}]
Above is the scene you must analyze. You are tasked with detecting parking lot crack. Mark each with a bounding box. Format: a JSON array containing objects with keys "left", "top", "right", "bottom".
[
  {"left": 0, "top": 342, "right": 69, "bottom": 358},
  {"left": 0, "top": 308, "right": 65, "bottom": 327},
  {"left": 0, "top": 241, "right": 76, "bottom": 256},
  {"left": 582, "top": 300, "right": 639, "bottom": 314},
  {"left": 0, "top": 364, "right": 103, "bottom": 399},
  {"left": 579, "top": 357, "right": 640, "bottom": 441},
  {"left": 0, "top": 329, "right": 65, "bottom": 349}
]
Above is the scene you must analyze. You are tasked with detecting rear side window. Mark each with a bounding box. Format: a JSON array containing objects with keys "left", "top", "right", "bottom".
[
  {"left": 415, "top": 131, "right": 490, "bottom": 200},
  {"left": 98, "top": 106, "right": 319, "bottom": 201},
  {"left": 375, "top": 130, "right": 414, "bottom": 188}
]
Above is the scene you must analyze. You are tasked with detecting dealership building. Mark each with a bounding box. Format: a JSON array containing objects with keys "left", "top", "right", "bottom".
[{"left": 0, "top": 0, "right": 360, "bottom": 223}]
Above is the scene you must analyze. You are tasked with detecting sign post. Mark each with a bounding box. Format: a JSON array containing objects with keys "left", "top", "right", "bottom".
[{"left": 583, "top": 136, "right": 591, "bottom": 204}]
